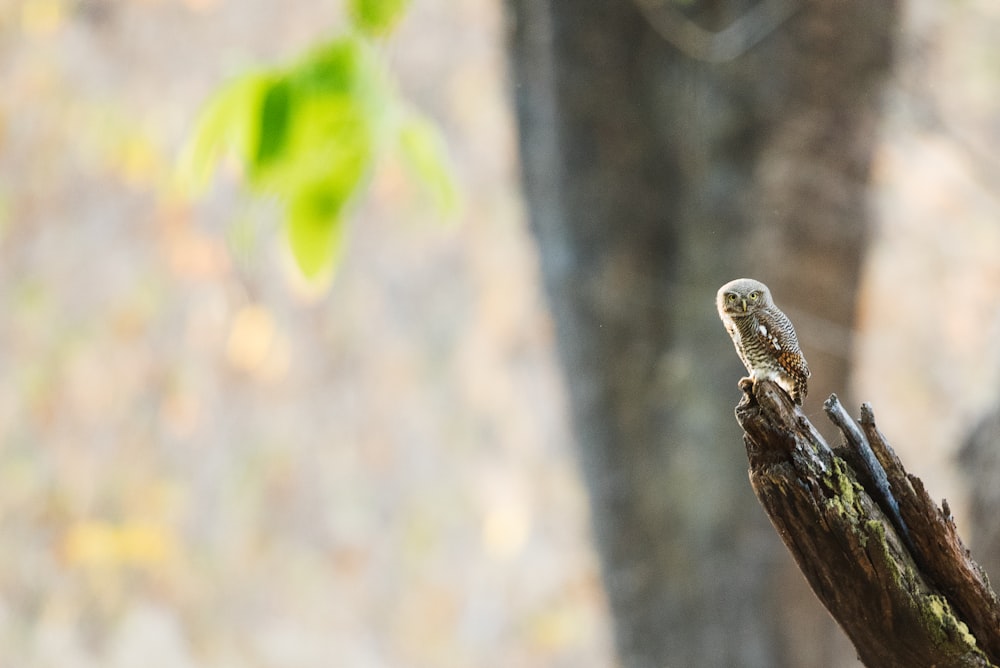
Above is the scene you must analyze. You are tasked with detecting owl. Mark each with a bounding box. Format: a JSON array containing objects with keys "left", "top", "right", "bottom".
[{"left": 716, "top": 278, "right": 810, "bottom": 404}]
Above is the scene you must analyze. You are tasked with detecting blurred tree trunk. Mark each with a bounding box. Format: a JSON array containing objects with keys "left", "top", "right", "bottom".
[
  {"left": 505, "top": 1, "right": 897, "bottom": 667},
  {"left": 961, "top": 406, "right": 1000, "bottom": 583}
]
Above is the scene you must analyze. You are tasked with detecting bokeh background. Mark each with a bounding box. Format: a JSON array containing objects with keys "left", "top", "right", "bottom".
[{"left": 0, "top": 0, "right": 999, "bottom": 666}]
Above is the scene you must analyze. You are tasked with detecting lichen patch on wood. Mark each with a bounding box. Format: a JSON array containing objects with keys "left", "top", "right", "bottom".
[{"left": 735, "top": 379, "right": 999, "bottom": 668}]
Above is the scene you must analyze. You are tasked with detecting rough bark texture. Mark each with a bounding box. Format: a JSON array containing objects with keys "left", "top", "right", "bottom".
[
  {"left": 738, "top": 379, "right": 1000, "bottom": 668},
  {"left": 505, "top": 1, "right": 897, "bottom": 666}
]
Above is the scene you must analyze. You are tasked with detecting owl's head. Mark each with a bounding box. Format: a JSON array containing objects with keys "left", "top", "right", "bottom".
[{"left": 717, "top": 278, "right": 772, "bottom": 317}]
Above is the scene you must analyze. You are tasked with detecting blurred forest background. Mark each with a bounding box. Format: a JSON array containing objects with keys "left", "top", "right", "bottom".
[{"left": 1, "top": 0, "right": 1000, "bottom": 667}]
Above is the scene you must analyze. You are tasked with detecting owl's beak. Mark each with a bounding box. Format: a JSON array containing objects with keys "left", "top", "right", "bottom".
[{"left": 741, "top": 299, "right": 747, "bottom": 313}]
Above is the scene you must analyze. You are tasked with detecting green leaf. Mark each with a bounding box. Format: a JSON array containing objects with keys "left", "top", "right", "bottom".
[
  {"left": 286, "top": 185, "right": 349, "bottom": 278},
  {"left": 181, "top": 17, "right": 461, "bottom": 285},
  {"left": 397, "top": 112, "right": 459, "bottom": 215},
  {"left": 349, "top": 0, "right": 408, "bottom": 36},
  {"left": 250, "top": 37, "right": 381, "bottom": 199},
  {"left": 282, "top": 144, "right": 370, "bottom": 278},
  {"left": 254, "top": 78, "right": 293, "bottom": 170},
  {"left": 177, "top": 74, "right": 268, "bottom": 192},
  {"left": 294, "top": 38, "right": 363, "bottom": 95}
]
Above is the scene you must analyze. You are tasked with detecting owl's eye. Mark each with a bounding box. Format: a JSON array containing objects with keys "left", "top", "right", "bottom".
[
  {"left": 749, "top": 292, "right": 759, "bottom": 301},
  {"left": 727, "top": 294, "right": 736, "bottom": 302}
]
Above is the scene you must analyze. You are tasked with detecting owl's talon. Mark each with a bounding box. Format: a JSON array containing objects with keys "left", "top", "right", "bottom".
[{"left": 738, "top": 377, "right": 754, "bottom": 393}]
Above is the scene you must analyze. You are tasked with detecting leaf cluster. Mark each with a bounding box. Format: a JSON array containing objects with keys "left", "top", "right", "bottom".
[{"left": 180, "top": 0, "right": 457, "bottom": 279}]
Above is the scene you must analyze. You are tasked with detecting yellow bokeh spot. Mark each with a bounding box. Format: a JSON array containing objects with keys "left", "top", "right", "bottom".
[
  {"left": 164, "top": 224, "right": 230, "bottom": 281},
  {"left": 182, "top": 0, "right": 222, "bottom": 11},
  {"left": 225, "top": 304, "right": 275, "bottom": 372},
  {"left": 21, "top": 0, "right": 64, "bottom": 35},
  {"left": 116, "top": 133, "right": 163, "bottom": 186},
  {"left": 63, "top": 520, "right": 174, "bottom": 568},
  {"left": 225, "top": 304, "right": 290, "bottom": 380},
  {"left": 529, "top": 607, "right": 577, "bottom": 651},
  {"left": 481, "top": 503, "right": 530, "bottom": 559}
]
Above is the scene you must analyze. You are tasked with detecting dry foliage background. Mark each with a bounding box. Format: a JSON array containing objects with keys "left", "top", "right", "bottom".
[{"left": 0, "top": 1, "right": 998, "bottom": 667}]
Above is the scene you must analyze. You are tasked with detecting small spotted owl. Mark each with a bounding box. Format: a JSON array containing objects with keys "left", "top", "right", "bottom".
[{"left": 716, "top": 278, "right": 810, "bottom": 404}]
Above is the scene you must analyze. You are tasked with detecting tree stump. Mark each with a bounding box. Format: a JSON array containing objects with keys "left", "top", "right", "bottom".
[{"left": 736, "top": 379, "right": 1000, "bottom": 668}]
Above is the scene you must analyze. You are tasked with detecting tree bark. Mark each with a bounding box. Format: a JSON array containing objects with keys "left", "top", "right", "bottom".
[
  {"left": 738, "top": 379, "right": 1000, "bottom": 668},
  {"left": 505, "top": 1, "right": 897, "bottom": 666}
]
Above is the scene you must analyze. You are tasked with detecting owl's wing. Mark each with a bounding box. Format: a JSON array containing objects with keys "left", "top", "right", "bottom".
[
  {"left": 757, "top": 316, "right": 811, "bottom": 380},
  {"left": 756, "top": 321, "right": 786, "bottom": 356}
]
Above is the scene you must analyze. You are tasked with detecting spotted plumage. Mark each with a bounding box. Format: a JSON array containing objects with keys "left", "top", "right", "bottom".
[{"left": 716, "top": 278, "right": 810, "bottom": 404}]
